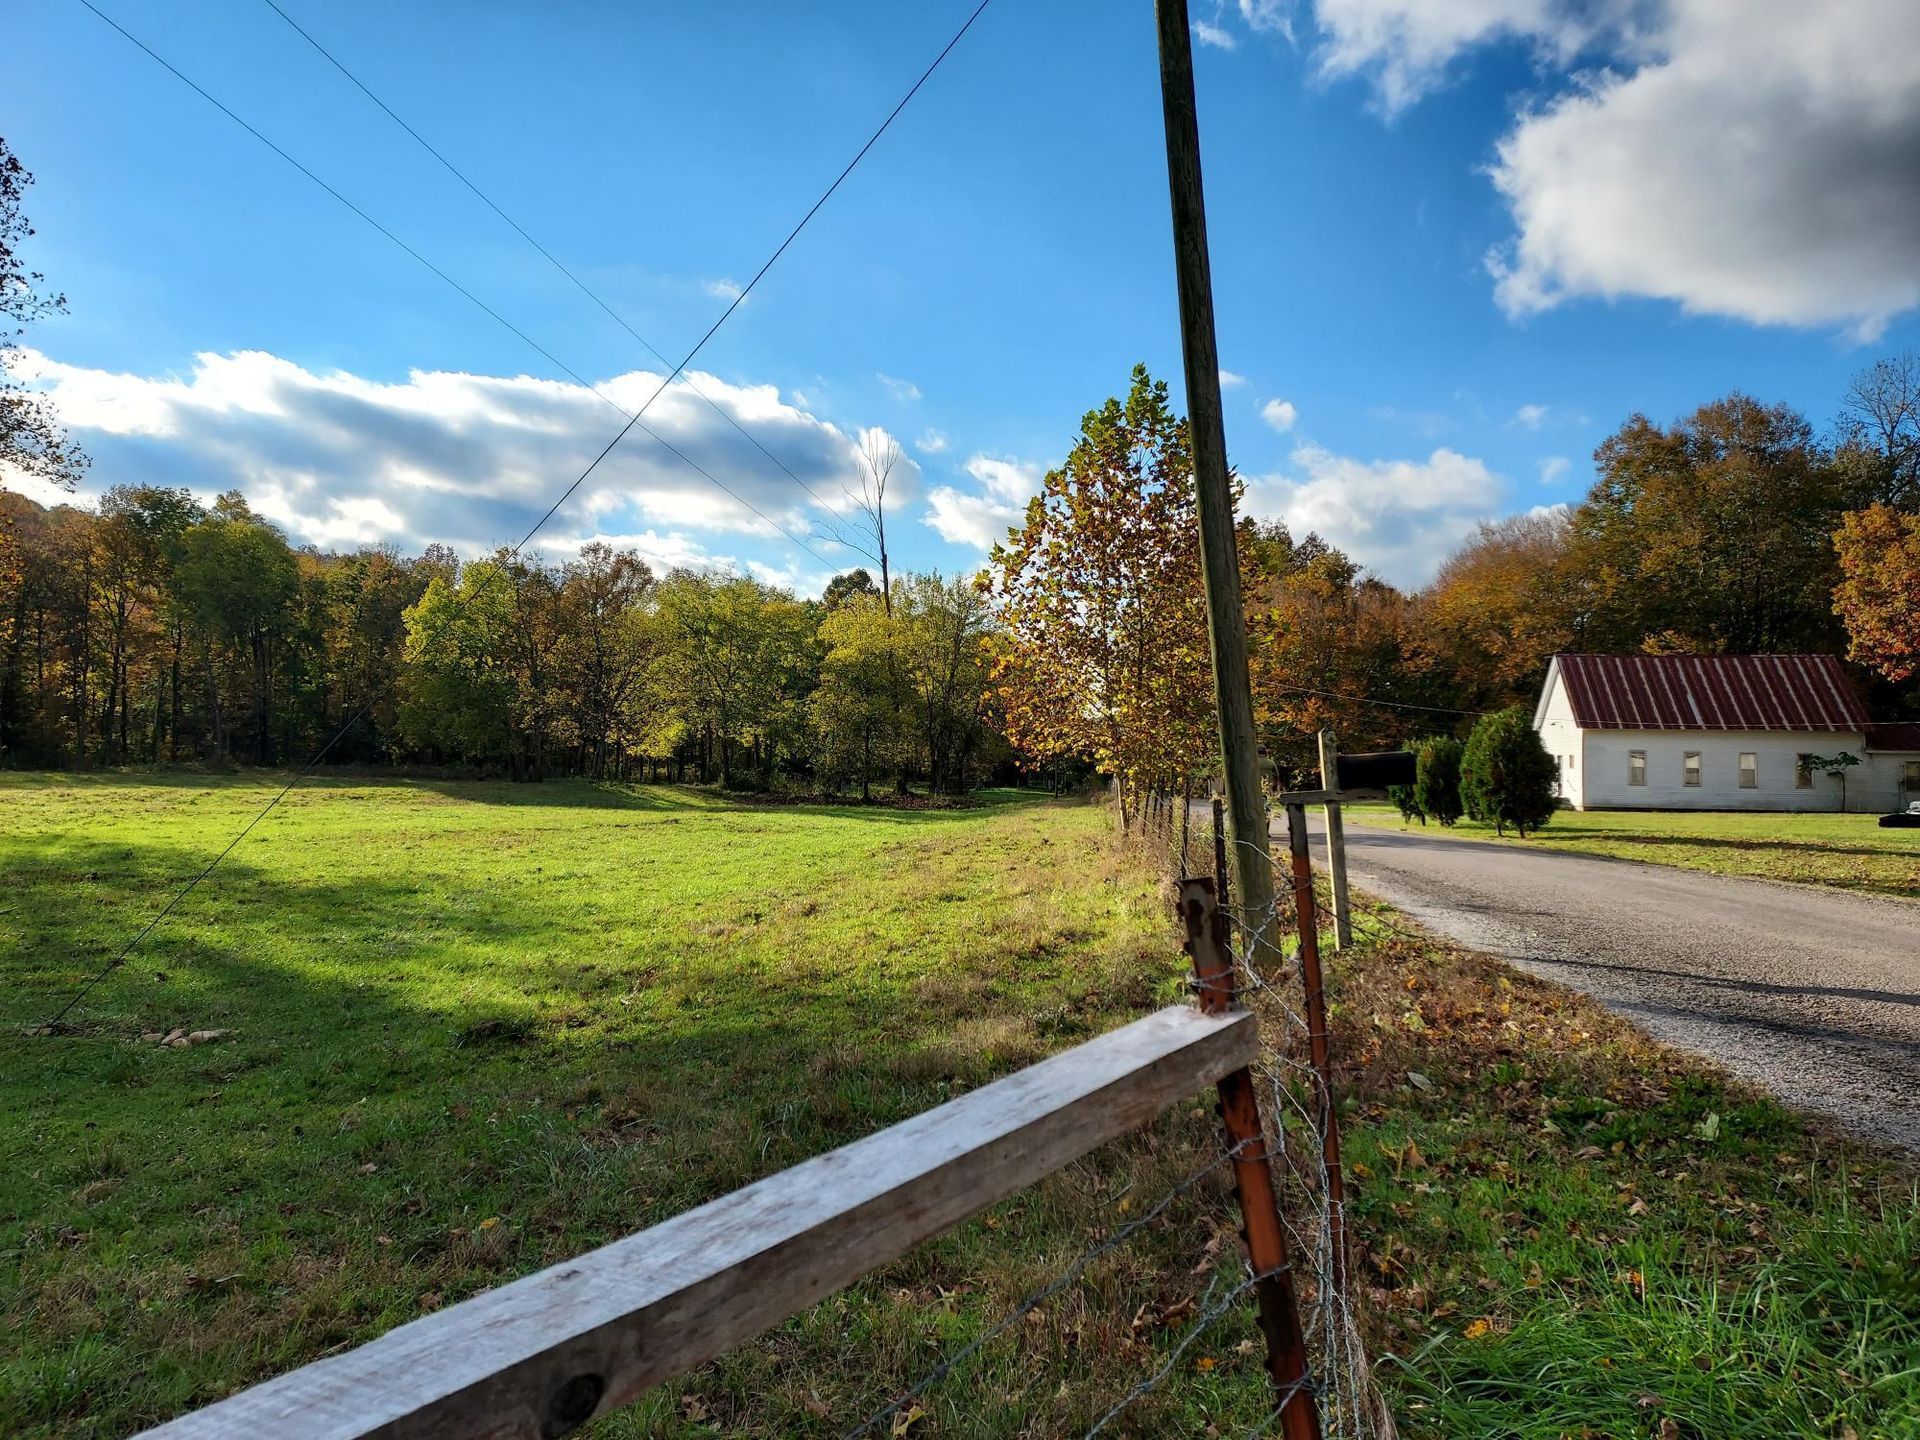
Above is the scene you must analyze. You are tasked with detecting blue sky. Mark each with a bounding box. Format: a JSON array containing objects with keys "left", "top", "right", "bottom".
[{"left": 10, "top": 0, "right": 1919, "bottom": 589}]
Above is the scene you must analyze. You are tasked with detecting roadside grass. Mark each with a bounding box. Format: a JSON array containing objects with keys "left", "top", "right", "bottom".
[
  {"left": 1328, "top": 895, "right": 1920, "bottom": 1438},
  {"left": 3, "top": 774, "right": 1914, "bottom": 1437},
  {"left": 1347, "top": 801, "right": 1920, "bottom": 900}
]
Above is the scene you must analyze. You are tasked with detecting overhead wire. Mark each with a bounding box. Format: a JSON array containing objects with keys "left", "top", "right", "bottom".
[
  {"left": 43, "top": 0, "right": 996, "bottom": 1028},
  {"left": 71, "top": 0, "right": 836, "bottom": 568},
  {"left": 254, "top": 0, "right": 876, "bottom": 562}
]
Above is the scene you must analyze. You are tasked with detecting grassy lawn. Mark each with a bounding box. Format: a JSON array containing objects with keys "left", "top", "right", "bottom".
[
  {"left": 3, "top": 774, "right": 1915, "bottom": 1437},
  {"left": 3, "top": 775, "right": 1271, "bottom": 1438},
  {"left": 1348, "top": 801, "right": 1920, "bottom": 899}
]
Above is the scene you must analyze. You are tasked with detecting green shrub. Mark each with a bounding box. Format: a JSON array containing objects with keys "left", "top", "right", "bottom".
[
  {"left": 1460, "top": 708, "right": 1557, "bottom": 837},
  {"left": 1414, "top": 735, "right": 1465, "bottom": 827}
]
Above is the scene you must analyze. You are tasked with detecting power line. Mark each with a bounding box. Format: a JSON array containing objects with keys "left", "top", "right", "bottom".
[
  {"left": 1270, "top": 684, "right": 1493, "bottom": 718},
  {"left": 44, "top": 0, "right": 996, "bottom": 1028},
  {"left": 255, "top": 0, "right": 876, "bottom": 563},
  {"left": 71, "top": 0, "right": 836, "bottom": 569}
]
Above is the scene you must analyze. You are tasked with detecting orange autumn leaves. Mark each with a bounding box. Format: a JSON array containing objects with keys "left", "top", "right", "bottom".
[{"left": 982, "top": 365, "right": 1245, "bottom": 798}]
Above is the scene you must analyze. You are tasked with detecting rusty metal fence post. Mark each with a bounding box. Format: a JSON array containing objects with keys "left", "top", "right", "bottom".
[
  {"left": 1283, "top": 803, "right": 1349, "bottom": 1300},
  {"left": 1180, "top": 876, "right": 1321, "bottom": 1440}
]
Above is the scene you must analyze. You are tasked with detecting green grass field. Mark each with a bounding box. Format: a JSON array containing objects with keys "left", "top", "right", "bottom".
[
  {"left": 1350, "top": 802, "right": 1920, "bottom": 899},
  {"left": 4, "top": 775, "right": 1915, "bottom": 1438}
]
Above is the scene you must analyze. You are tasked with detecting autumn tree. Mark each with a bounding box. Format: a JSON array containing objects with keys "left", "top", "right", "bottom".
[
  {"left": 175, "top": 495, "right": 300, "bottom": 763},
  {"left": 1566, "top": 396, "right": 1849, "bottom": 654},
  {"left": 983, "top": 365, "right": 1232, "bottom": 825},
  {"left": 1833, "top": 504, "right": 1920, "bottom": 682},
  {"left": 1837, "top": 353, "right": 1920, "bottom": 510},
  {"left": 1246, "top": 522, "right": 1428, "bottom": 781},
  {"left": 811, "top": 592, "right": 907, "bottom": 799},
  {"left": 1418, "top": 511, "right": 1576, "bottom": 709},
  {"left": 1, "top": 138, "right": 86, "bottom": 493},
  {"left": 553, "top": 543, "right": 656, "bottom": 776},
  {"left": 895, "top": 572, "right": 995, "bottom": 795}
]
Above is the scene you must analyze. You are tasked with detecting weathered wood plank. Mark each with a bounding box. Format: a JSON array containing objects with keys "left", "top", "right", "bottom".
[{"left": 141, "top": 1004, "right": 1255, "bottom": 1440}]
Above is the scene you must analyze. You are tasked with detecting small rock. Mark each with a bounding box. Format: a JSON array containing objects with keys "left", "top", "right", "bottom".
[
  {"left": 161, "top": 1028, "right": 186, "bottom": 1045},
  {"left": 185, "top": 1029, "right": 230, "bottom": 1046},
  {"left": 1407, "top": 1070, "right": 1436, "bottom": 1093}
]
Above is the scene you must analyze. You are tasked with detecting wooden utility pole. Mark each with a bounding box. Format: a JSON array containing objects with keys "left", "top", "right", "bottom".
[
  {"left": 1154, "top": 0, "right": 1279, "bottom": 970},
  {"left": 1317, "top": 728, "right": 1353, "bottom": 948}
]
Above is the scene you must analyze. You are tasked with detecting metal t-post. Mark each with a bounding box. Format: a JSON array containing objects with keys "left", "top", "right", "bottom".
[
  {"left": 1317, "top": 729, "right": 1352, "bottom": 949},
  {"left": 1180, "top": 877, "right": 1322, "bottom": 1440}
]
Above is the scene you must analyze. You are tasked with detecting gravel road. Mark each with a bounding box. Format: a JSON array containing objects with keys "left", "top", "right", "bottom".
[{"left": 1302, "top": 815, "right": 1920, "bottom": 1153}]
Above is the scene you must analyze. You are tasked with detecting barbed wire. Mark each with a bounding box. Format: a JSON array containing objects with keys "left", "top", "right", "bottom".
[
  {"left": 840, "top": 1138, "right": 1249, "bottom": 1439},
  {"left": 1120, "top": 788, "right": 1392, "bottom": 1439}
]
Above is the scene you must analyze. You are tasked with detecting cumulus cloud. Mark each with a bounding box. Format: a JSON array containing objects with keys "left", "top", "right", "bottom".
[
  {"left": 1219, "top": 368, "right": 1248, "bottom": 389},
  {"left": 877, "top": 372, "right": 922, "bottom": 403},
  {"left": 6, "top": 348, "right": 876, "bottom": 569},
  {"left": 1487, "top": 0, "right": 1920, "bottom": 336},
  {"left": 1260, "top": 397, "right": 1299, "bottom": 432},
  {"left": 1312, "top": 0, "right": 1641, "bottom": 116},
  {"left": 1512, "top": 403, "right": 1549, "bottom": 431},
  {"left": 1243, "top": 443, "right": 1505, "bottom": 586},
  {"left": 1537, "top": 455, "right": 1571, "bottom": 484},
  {"left": 701, "top": 278, "right": 745, "bottom": 302},
  {"left": 915, "top": 427, "right": 951, "bottom": 454},
  {"left": 923, "top": 454, "right": 1042, "bottom": 550},
  {"left": 1307, "top": 0, "right": 1920, "bottom": 336}
]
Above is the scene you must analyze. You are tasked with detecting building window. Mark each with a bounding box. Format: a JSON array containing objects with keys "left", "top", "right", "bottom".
[
  {"left": 1905, "top": 760, "right": 1920, "bottom": 791},
  {"left": 1796, "top": 754, "right": 1815, "bottom": 789},
  {"left": 1568, "top": 753, "right": 1576, "bottom": 771},
  {"left": 1684, "top": 751, "right": 1702, "bottom": 786},
  {"left": 1739, "top": 752, "right": 1758, "bottom": 788},
  {"left": 1628, "top": 750, "right": 1647, "bottom": 786}
]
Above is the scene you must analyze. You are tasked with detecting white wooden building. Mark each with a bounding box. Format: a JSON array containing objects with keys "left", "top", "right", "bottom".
[{"left": 1533, "top": 653, "right": 1920, "bottom": 813}]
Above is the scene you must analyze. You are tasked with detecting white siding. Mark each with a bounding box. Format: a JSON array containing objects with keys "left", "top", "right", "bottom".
[
  {"left": 1578, "top": 729, "right": 1867, "bottom": 811},
  {"left": 1860, "top": 750, "right": 1920, "bottom": 814},
  {"left": 1534, "top": 667, "right": 1586, "bottom": 809}
]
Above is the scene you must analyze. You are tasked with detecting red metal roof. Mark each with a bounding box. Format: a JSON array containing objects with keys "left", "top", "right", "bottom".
[
  {"left": 1865, "top": 722, "right": 1920, "bottom": 751},
  {"left": 1551, "top": 654, "right": 1869, "bottom": 732}
]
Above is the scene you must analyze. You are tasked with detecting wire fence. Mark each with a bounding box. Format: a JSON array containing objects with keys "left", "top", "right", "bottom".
[{"left": 1059, "top": 783, "right": 1396, "bottom": 1438}]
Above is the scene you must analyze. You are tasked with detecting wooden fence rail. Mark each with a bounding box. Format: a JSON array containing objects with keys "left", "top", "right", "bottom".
[{"left": 141, "top": 1004, "right": 1257, "bottom": 1440}]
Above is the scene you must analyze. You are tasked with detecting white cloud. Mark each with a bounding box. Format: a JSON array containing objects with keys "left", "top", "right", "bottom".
[
  {"left": 923, "top": 453, "right": 1043, "bottom": 550},
  {"left": 1311, "top": 0, "right": 1920, "bottom": 336},
  {"left": 8, "top": 348, "right": 881, "bottom": 564},
  {"left": 1485, "top": 0, "right": 1920, "bottom": 336},
  {"left": 1260, "top": 397, "right": 1298, "bottom": 432},
  {"left": 1537, "top": 455, "right": 1571, "bottom": 484},
  {"left": 1512, "top": 403, "right": 1549, "bottom": 431},
  {"left": 915, "top": 427, "right": 951, "bottom": 454},
  {"left": 877, "top": 372, "right": 922, "bottom": 403},
  {"left": 701, "top": 277, "right": 744, "bottom": 302},
  {"left": 1312, "top": 0, "right": 1636, "bottom": 116},
  {"left": 1194, "top": 19, "right": 1238, "bottom": 50},
  {"left": 1219, "top": 368, "right": 1248, "bottom": 389},
  {"left": 1237, "top": 0, "right": 1294, "bottom": 41},
  {"left": 1243, "top": 443, "right": 1505, "bottom": 586}
]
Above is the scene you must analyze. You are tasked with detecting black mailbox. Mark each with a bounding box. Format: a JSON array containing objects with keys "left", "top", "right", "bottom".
[{"left": 1334, "top": 750, "right": 1416, "bottom": 791}]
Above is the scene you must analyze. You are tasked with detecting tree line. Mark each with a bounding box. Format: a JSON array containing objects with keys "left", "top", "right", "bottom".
[
  {"left": 0, "top": 485, "right": 1003, "bottom": 791},
  {"left": 986, "top": 359, "right": 1920, "bottom": 814}
]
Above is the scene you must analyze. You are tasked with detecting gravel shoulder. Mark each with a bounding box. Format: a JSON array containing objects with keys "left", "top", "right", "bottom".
[{"left": 1314, "top": 813, "right": 1920, "bottom": 1153}]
